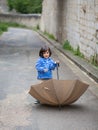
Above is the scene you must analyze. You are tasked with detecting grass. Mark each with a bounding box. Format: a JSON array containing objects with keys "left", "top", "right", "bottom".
[
  {"left": 0, "top": 22, "right": 27, "bottom": 35},
  {"left": 63, "top": 40, "right": 84, "bottom": 58},
  {"left": 63, "top": 40, "right": 98, "bottom": 67},
  {"left": 74, "top": 46, "right": 84, "bottom": 58},
  {"left": 63, "top": 40, "right": 73, "bottom": 51},
  {"left": 91, "top": 55, "right": 98, "bottom": 67},
  {"left": 33, "top": 24, "right": 40, "bottom": 31},
  {"left": 44, "top": 31, "right": 56, "bottom": 41},
  {"left": 0, "top": 23, "right": 8, "bottom": 35}
]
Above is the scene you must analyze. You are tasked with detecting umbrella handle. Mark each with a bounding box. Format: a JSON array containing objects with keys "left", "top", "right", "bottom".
[
  {"left": 56, "top": 64, "right": 62, "bottom": 110},
  {"left": 56, "top": 63, "right": 59, "bottom": 80}
]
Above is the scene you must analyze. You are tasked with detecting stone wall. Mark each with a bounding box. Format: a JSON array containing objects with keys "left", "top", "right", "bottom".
[
  {"left": 40, "top": 0, "right": 98, "bottom": 60},
  {"left": 0, "top": 13, "right": 41, "bottom": 28},
  {"left": 40, "top": 0, "right": 58, "bottom": 38},
  {"left": 40, "top": 0, "right": 64, "bottom": 41},
  {"left": 0, "top": 0, "right": 41, "bottom": 28}
]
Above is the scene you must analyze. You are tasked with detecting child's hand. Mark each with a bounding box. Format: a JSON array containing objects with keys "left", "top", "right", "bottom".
[
  {"left": 44, "top": 69, "right": 48, "bottom": 72},
  {"left": 55, "top": 61, "right": 60, "bottom": 67}
]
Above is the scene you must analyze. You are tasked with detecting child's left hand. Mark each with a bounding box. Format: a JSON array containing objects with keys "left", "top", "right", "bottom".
[{"left": 44, "top": 69, "right": 48, "bottom": 72}]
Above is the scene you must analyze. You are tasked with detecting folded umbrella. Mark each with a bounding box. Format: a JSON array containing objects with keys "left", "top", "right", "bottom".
[{"left": 29, "top": 79, "right": 89, "bottom": 106}]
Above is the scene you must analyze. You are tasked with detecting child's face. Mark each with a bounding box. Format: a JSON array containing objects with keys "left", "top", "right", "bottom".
[{"left": 43, "top": 50, "right": 50, "bottom": 58}]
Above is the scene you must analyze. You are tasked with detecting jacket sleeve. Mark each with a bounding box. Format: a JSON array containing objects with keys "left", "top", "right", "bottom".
[
  {"left": 35, "top": 59, "right": 45, "bottom": 72},
  {"left": 49, "top": 59, "right": 57, "bottom": 70}
]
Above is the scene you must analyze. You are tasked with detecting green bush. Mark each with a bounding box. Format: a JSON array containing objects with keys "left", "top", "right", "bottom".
[
  {"left": 0, "top": 24, "right": 8, "bottom": 31},
  {"left": 0, "top": 23, "right": 8, "bottom": 34}
]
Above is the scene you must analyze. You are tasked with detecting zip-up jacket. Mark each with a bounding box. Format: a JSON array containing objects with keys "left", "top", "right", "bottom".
[{"left": 36, "top": 57, "right": 57, "bottom": 79}]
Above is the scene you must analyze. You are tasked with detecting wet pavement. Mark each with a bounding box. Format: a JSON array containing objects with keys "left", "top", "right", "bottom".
[{"left": 0, "top": 28, "right": 98, "bottom": 130}]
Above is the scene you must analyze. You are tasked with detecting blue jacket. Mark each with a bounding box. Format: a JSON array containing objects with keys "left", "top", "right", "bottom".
[{"left": 36, "top": 57, "right": 57, "bottom": 79}]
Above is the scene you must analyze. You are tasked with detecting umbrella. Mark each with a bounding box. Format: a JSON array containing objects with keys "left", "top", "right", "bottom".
[{"left": 29, "top": 79, "right": 89, "bottom": 106}]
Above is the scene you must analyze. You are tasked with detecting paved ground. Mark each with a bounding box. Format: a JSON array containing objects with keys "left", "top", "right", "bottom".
[{"left": 0, "top": 28, "right": 98, "bottom": 130}]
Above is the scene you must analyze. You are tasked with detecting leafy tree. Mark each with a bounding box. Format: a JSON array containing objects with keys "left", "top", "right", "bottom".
[
  {"left": 7, "top": 0, "right": 43, "bottom": 14},
  {"left": 7, "top": 0, "right": 14, "bottom": 11}
]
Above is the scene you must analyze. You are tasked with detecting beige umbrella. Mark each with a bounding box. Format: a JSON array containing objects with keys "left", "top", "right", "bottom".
[{"left": 29, "top": 79, "right": 89, "bottom": 106}]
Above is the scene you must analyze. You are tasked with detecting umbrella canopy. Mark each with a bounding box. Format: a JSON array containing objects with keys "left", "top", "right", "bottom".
[{"left": 29, "top": 79, "right": 89, "bottom": 106}]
